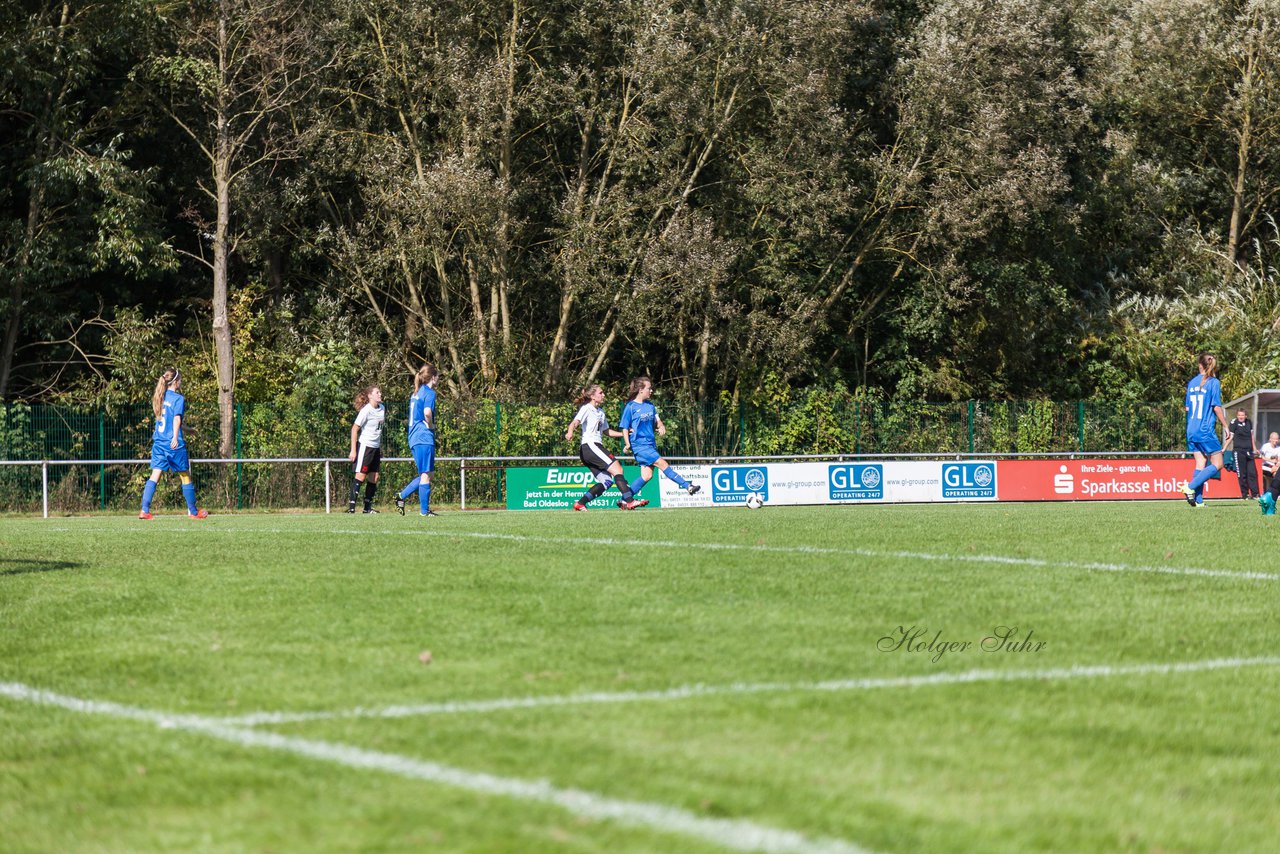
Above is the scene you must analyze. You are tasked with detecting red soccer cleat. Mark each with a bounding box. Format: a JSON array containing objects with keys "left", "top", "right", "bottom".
[
  {"left": 189, "top": 509, "right": 208, "bottom": 519},
  {"left": 573, "top": 501, "right": 587, "bottom": 511},
  {"left": 138, "top": 511, "right": 153, "bottom": 520},
  {"left": 633, "top": 498, "right": 649, "bottom": 508}
]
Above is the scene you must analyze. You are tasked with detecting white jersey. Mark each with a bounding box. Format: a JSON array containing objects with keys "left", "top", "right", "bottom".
[
  {"left": 1261, "top": 441, "right": 1280, "bottom": 473},
  {"left": 574, "top": 403, "right": 609, "bottom": 445},
  {"left": 354, "top": 403, "right": 386, "bottom": 448}
]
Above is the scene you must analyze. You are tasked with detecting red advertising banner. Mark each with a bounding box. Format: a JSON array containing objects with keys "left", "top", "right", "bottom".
[{"left": 996, "top": 458, "right": 1253, "bottom": 501}]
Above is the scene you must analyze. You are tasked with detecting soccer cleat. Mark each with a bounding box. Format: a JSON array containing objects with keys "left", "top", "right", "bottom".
[
  {"left": 345, "top": 501, "right": 357, "bottom": 514},
  {"left": 686, "top": 484, "right": 701, "bottom": 495},
  {"left": 1178, "top": 483, "right": 1196, "bottom": 506},
  {"left": 617, "top": 499, "right": 630, "bottom": 509},
  {"left": 363, "top": 507, "right": 379, "bottom": 514},
  {"left": 623, "top": 499, "right": 644, "bottom": 510},
  {"left": 573, "top": 501, "right": 587, "bottom": 511},
  {"left": 189, "top": 509, "right": 208, "bottom": 519},
  {"left": 138, "top": 511, "right": 153, "bottom": 520},
  {"left": 1193, "top": 501, "right": 1204, "bottom": 509},
  {"left": 420, "top": 510, "right": 439, "bottom": 517},
  {"left": 633, "top": 498, "right": 649, "bottom": 508},
  {"left": 395, "top": 497, "right": 406, "bottom": 516}
]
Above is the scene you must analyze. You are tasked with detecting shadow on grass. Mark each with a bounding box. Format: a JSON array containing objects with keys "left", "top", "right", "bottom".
[{"left": 0, "top": 558, "right": 83, "bottom": 577}]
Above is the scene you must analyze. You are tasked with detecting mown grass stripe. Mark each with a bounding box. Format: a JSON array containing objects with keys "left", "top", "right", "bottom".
[
  {"left": 0, "top": 682, "right": 878, "bottom": 854},
  {"left": 221, "top": 656, "right": 1280, "bottom": 726}
]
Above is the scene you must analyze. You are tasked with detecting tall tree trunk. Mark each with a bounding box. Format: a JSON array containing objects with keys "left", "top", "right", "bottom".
[
  {"left": 1227, "top": 47, "right": 1256, "bottom": 270},
  {"left": 212, "top": 0, "right": 236, "bottom": 459}
]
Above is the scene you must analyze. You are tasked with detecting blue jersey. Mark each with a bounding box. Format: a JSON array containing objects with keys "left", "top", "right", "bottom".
[
  {"left": 153, "top": 390, "right": 186, "bottom": 446},
  {"left": 407, "top": 385, "right": 437, "bottom": 448},
  {"left": 619, "top": 400, "right": 658, "bottom": 446},
  {"left": 1184, "top": 375, "right": 1222, "bottom": 442}
]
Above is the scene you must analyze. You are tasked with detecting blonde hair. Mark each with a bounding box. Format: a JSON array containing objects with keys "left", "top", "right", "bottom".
[
  {"left": 152, "top": 368, "right": 179, "bottom": 418},
  {"left": 574, "top": 383, "right": 602, "bottom": 406},
  {"left": 1197, "top": 353, "right": 1217, "bottom": 389},
  {"left": 414, "top": 364, "right": 438, "bottom": 391}
]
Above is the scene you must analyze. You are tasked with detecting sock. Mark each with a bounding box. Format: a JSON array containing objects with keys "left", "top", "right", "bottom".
[
  {"left": 349, "top": 478, "right": 362, "bottom": 505},
  {"left": 1190, "top": 465, "right": 1218, "bottom": 491},
  {"left": 399, "top": 480, "right": 419, "bottom": 501},
  {"left": 418, "top": 482, "right": 432, "bottom": 514},
  {"left": 364, "top": 481, "right": 377, "bottom": 508},
  {"left": 612, "top": 473, "right": 633, "bottom": 502},
  {"left": 579, "top": 483, "right": 606, "bottom": 505},
  {"left": 661, "top": 467, "right": 690, "bottom": 489},
  {"left": 629, "top": 477, "right": 647, "bottom": 496},
  {"left": 141, "top": 480, "right": 157, "bottom": 512},
  {"left": 181, "top": 483, "right": 197, "bottom": 514}
]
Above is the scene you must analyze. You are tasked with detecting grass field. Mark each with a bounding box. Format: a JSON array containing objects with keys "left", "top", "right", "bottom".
[{"left": 2, "top": 501, "right": 1278, "bottom": 853}]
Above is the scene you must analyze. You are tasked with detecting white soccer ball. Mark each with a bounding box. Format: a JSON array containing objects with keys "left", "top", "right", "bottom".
[{"left": 744, "top": 492, "right": 765, "bottom": 509}]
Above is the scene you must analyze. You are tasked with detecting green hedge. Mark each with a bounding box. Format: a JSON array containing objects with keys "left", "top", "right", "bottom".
[{"left": 1, "top": 394, "right": 1186, "bottom": 512}]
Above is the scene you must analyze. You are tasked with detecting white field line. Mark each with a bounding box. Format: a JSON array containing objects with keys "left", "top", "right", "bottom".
[
  {"left": 221, "top": 656, "right": 1280, "bottom": 727},
  {"left": 46, "top": 525, "right": 1280, "bottom": 582},
  {"left": 0, "top": 682, "right": 874, "bottom": 854}
]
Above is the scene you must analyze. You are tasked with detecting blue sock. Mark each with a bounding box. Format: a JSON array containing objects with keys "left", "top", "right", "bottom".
[
  {"left": 1190, "top": 464, "right": 1218, "bottom": 491},
  {"left": 141, "top": 480, "right": 157, "bottom": 512},
  {"left": 418, "top": 482, "right": 432, "bottom": 514},
  {"left": 181, "top": 483, "right": 197, "bottom": 514},
  {"left": 662, "top": 467, "right": 690, "bottom": 489},
  {"left": 399, "top": 480, "right": 419, "bottom": 500},
  {"left": 629, "top": 477, "right": 647, "bottom": 496}
]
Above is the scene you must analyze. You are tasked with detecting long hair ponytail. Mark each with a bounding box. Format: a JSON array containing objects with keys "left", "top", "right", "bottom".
[
  {"left": 574, "top": 383, "right": 601, "bottom": 406},
  {"left": 414, "top": 363, "right": 438, "bottom": 392},
  {"left": 1198, "top": 353, "right": 1217, "bottom": 389},
  {"left": 627, "top": 376, "right": 651, "bottom": 402},
  {"left": 152, "top": 368, "right": 179, "bottom": 418}
]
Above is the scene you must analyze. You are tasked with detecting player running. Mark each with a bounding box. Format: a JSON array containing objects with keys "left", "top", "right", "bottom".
[
  {"left": 1179, "top": 353, "right": 1230, "bottom": 508},
  {"left": 346, "top": 385, "right": 386, "bottom": 513},
  {"left": 619, "top": 376, "right": 700, "bottom": 507},
  {"left": 395, "top": 364, "right": 441, "bottom": 517},
  {"left": 565, "top": 384, "right": 641, "bottom": 511},
  {"left": 138, "top": 368, "right": 208, "bottom": 519}
]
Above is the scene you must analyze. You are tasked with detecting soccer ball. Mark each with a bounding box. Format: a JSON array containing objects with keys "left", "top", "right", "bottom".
[{"left": 744, "top": 492, "right": 765, "bottom": 509}]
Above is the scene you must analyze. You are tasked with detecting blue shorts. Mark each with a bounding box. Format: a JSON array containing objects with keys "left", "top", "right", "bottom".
[
  {"left": 1187, "top": 437, "right": 1223, "bottom": 456},
  {"left": 631, "top": 444, "right": 663, "bottom": 467},
  {"left": 412, "top": 443, "right": 436, "bottom": 474},
  {"left": 150, "top": 443, "right": 190, "bottom": 472}
]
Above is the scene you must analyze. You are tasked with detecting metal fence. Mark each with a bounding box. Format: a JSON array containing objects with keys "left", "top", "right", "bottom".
[{"left": 1, "top": 398, "right": 1187, "bottom": 513}]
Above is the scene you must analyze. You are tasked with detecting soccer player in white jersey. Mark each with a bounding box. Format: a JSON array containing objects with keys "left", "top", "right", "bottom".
[
  {"left": 347, "top": 385, "right": 386, "bottom": 513},
  {"left": 564, "top": 383, "right": 641, "bottom": 511}
]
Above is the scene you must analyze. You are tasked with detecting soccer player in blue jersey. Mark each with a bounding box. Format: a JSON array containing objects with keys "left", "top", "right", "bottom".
[
  {"left": 138, "top": 368, "right": 208, "bottom": 519},
  {"left": 396, "top": 364, "right": 441, "bottom": 517},
  {"left": 619, "top": 376, "right": 700, "bottom": 507},
  {"left": 565, "top": 383, "right": 641, "bottom": 511},
  {"left": 1179, "top": 353, "right": 1230, "bottom": 508}
]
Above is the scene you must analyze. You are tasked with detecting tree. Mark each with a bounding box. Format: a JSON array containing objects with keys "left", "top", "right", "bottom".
[
  {"left": 135, "top": 0, "right": 325, "bottom": 455},
  {"left": 0, "top": 0, "right": 172, "bottom": 400}
]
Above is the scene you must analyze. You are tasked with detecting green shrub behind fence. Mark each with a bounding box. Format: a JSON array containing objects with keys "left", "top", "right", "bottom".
[{"left": 1, "top": 396, "right": 1186, "bottom": 512}]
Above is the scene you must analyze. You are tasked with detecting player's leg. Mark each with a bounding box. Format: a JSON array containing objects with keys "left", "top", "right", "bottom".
[
  {"left": 140, "top": 468, "right": 162, "bottom": 519},
  {"left": 655, "top": 456, "right": 699, "bottom": 494},
  {"left": 362, "top": 452, "right": 381, "bottom": 513}
]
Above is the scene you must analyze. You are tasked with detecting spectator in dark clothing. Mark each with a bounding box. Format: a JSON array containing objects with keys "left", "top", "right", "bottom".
[{"left": 1228, "top": 409, "right": 1259, "bottom": 498}]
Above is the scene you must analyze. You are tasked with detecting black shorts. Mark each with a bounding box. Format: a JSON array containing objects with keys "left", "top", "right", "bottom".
[
  {"left": 354, "top": 445, "right": 382, "bottom": 474},
  {"left": 579, "top": 442, "right": 615, "bottom": 478}
]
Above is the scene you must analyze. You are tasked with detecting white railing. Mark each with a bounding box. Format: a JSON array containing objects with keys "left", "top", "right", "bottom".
[{"left": 1, "top": 451, "right": 1194, "bottom": 518}]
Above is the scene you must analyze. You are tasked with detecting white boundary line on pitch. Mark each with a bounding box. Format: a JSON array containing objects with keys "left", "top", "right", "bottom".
[
  {"left": 221, "top": 656, "right": 1280, "bottom": 727},
  {"left": 0, "top": 682, "right": 875, "bottom": 854},
  {"left": 48, "top": 524, "right": 1277, "bottom": 582}
]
